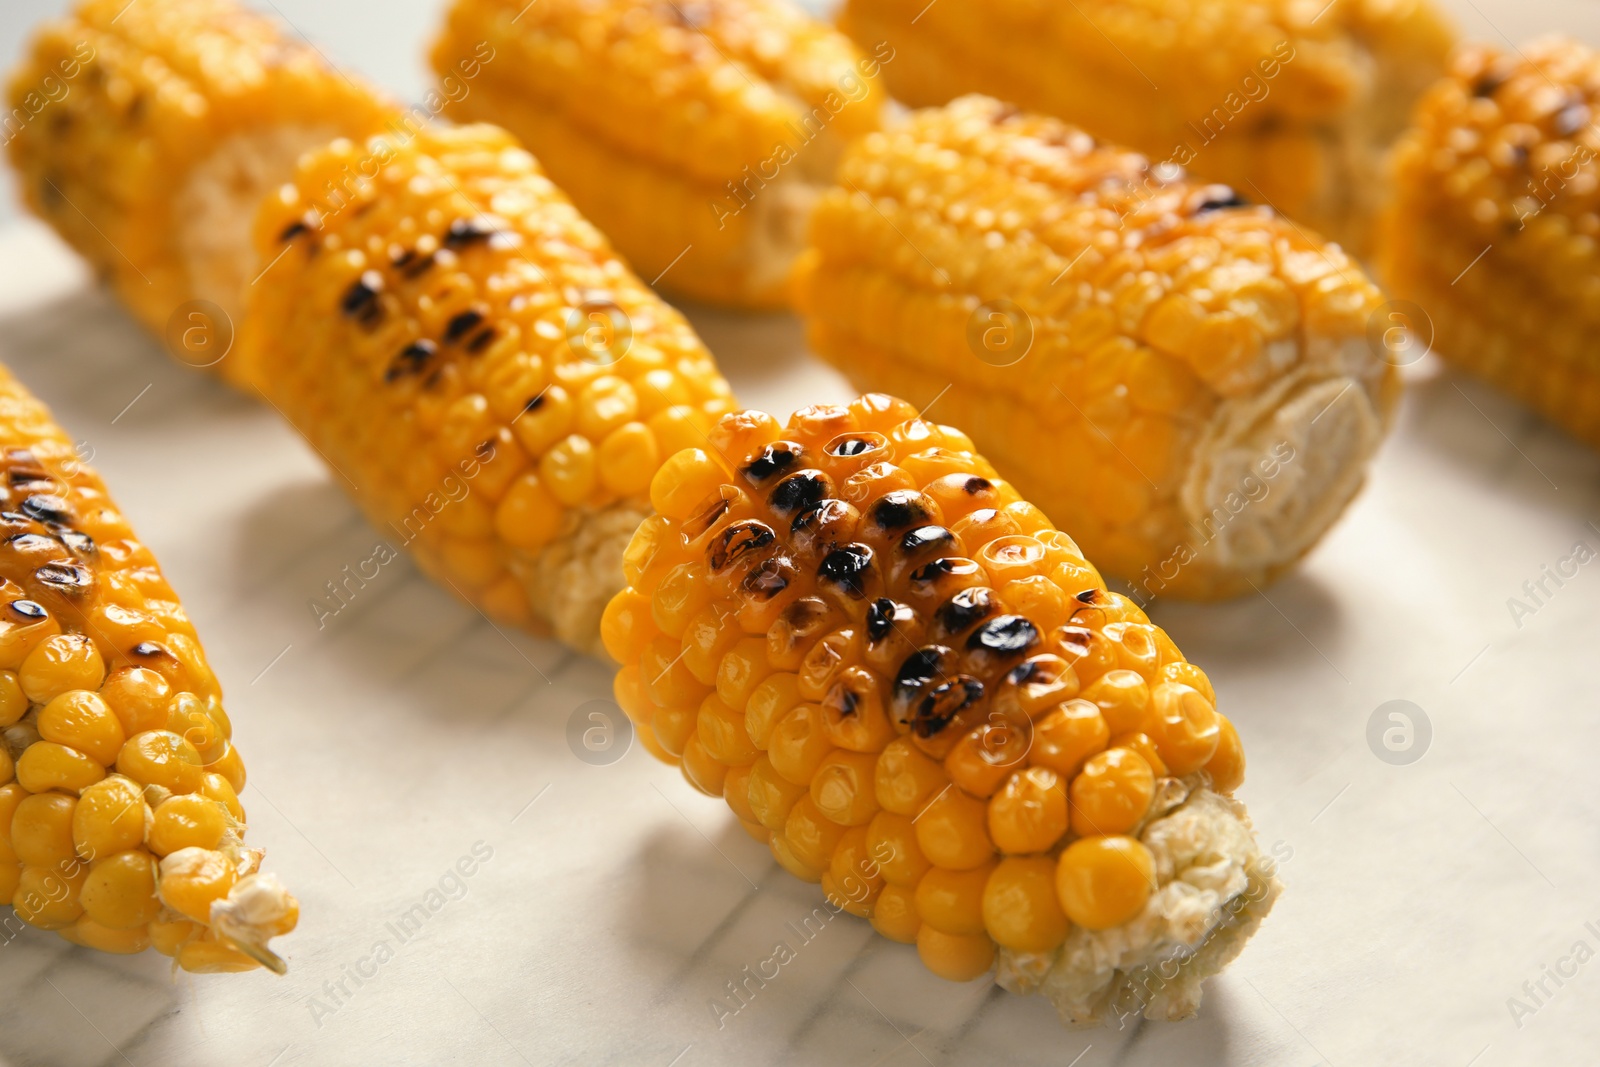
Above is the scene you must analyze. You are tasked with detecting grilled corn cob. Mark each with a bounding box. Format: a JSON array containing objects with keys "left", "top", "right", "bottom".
[
  {"left": 1376, "top": 38, "right": 1600, "bottom": 447},
  {"left": 5, "top": 0, "right": 393, "bottom": 385},
  {"left": 601, "top": 394, "right": 1280, "bottom": 1023},
  {"left": 0, "top": 364, "right": 296, "bottom": 972},
  {"left": 837, "top": 0, "right": 1455, "bottom": 252},
  {"left": 797, "top": 97, "right": 1398, "bottom": 603},
  {"left": 429, "top": 0, "right": 888, "bottom": 309},
  {"left": 242, "top": 124, "right": 736, "bottom": 652}
]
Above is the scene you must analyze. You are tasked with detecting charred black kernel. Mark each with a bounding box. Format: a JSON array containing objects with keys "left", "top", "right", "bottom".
[
  {"left": 899, "top": 525, "right": 955, "bottom": 557},
  {"left": 1472, "top": 72, "right": 1505, "bottom": 97},
  {"left": 968, "top": 615, "right": 1039, "bottom": 657},
  {"left": 7, "top": 600, "right": 46, "bottom": 620},
  {"left": 1193, "top": 187, "right": 1249, "bottom": 214},
  {"left": 894, "top": 645, "right": 952, "bottom": 697},
  {"left": 58, "top": 530, "right": 95, "bottom": 559},
  {"left": 19, "top": 496, "right": 70, "bottom": 525},
  {"left": 401, "top": 251, "right": 437, "bottom": 278},
  {"left": 827, "top": 436, "right": 876, "bottom": 457},
  {"left": 791, "top": 499, "right": 851, "bottom": 538},
  {"left": 936, "top": 587, "right": 995, "bottom": 634},
  {"left": 466, "top": 328, "right": 496, "bottom": 354},
  {"left": 523, "top": 392, "right": 546, "bottom": 413},
  {"left": 130, "top": 641, "right": 174, "bottom": 661},
  {"left": 278, "top": 219, "right": 311, "bottom": 242},
  {"left": 1555, "top": 100, "right": 1591, "bottom": 137},
  {"left": 8, "top": 467, "right": 52, "bottom": 487},
  {"left": 708, "top": 520, "right": 776, "bottom": 572},
  {"left": 911, "top": 677, "right": 985, "bottom": 738},
  {"left": 963, "top": 476, "right": 992, "bottom": 495},
  {"left": 385, "top": 340, "right": 438, "bottom": 383},
  {"left": 866, "top": 597, "right": 899, "bottom": 643},
  {"left": 870, "top": 490, "right": 931, "bottom": 533},
  {"left": 35, "top": 562, "right": 91, "bottom": 590},
  {"left": 445, "top": 216, "right": 511, "bottom": 249},
  {"left": 910, "top": 557, "right": 978, "bottom": 585},
  {"left": 1075, "top": 589, "right": 1100, "bottom": 604},
  {"left": 7, "top": 533, "right": 56, "bottom": 554},
  {"left": 341, "top": 271, "right": 384, "bottom": 323},
  {"left": 686, "top": 494, "right": 733, "bottom": 540},
  {"left": 742, "top": 556, "right": 794, "bottom": 600},
  {"left": 444, "top": 309, "right": 485, "bottom": 343},
  {"left": 768, "top": 471, "right": 829, "bottom": 517},
  {"left": 817, "top": 544, "right": 874, "bottom": 597},
  {"left": 741, "top": 443, "right": 803, "bottom": 486},
  {"left": 1007, "top": 659, "right": 1042, "bottom": 687},
  {"left": 0, "top": 512, "right": 33, "bottom": 526},
  {"left": 1058, "top": 625, "right": 1093, "bottom": 657}
]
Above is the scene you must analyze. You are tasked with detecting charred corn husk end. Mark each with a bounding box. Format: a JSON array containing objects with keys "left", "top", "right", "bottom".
[
  {"left": 0, "top": 364, "right": 296, "bottom": 973},
  {"left": 430, "top": 0, "right": 888, "bottom": 309},
  {"left": 242, "top": 124, "right": 736, "bottom": 653},
  {"left": 1377, "top": 37, "right": 1600, "bottom": 447},
  {"left": 5, "top": 0, "right": 392, "bottom": 383},
  {"left": 798, "top": 96, "right": 1398, "bottom": 604},
  {"left": 601, "top": 393, "right": 1279, "bottom": 1023},
  {"left": 838, "top": 0, "right": 1455, "bottom": 252}
]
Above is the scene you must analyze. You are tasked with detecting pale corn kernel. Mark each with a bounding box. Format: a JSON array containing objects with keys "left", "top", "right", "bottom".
[
  {"left": 870, "top": 882, "right": 921, "bottom": 943},
  {"left": 810, "top": 749, "right": 880, "bottom": 826},
  {"left": 914, "top": 860, "right": 995, "bottom": 935},
  {"left": 158, "top": 846, "right": 238, "bottom": 923},
  {"left": 99, "top": 667, "right": 173, "bottom": 737},
  {"left": 917, "top": 926, "right": 995, "bottom": 982},
  {"left": 148, "top": 793, "right": 227, "bottom": 855},
  {"left": 1069, "top": 748, "right": 1156, "bottom": 837},
  {"left": 79, "top": 849, "right": 161, "bottom": 928},
  {"left": 16, "top": 741, "right": 105, "bottom": 794},
  {"left": 73, "top": 776, "right": 149, "bottom": 861},
  {"left": 914, "top": 786, "right": 994, "bottom": 870},
  {"left": 986, "top": 766, "right": 1068, "bottom": 854},
  {"left": 20, "top": 634, "right": 106, "bottom": 704},
  {"left": 178, "top": 939, "right": 261, "bottom": 973},
  {"left": 1056, "top": 835, "right": 1155, "bottom": 931},
  {"left": 982, "top": 855, "right": 1070, "bottom": 953}
]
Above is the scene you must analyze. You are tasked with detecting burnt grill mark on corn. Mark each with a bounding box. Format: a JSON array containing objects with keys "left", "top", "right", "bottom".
[
  {"left": 444, "top": 309, "right": 485, "bottom": 343},
  {"left": 35, "top": 562, "right": 91, "bottom": 592},
  {"left": 522, "top": 393, "right": 546, "bottom": 414},
  {"left": 278, "top": 218, "right": 311, "bottom": 242},
  {"left": 401, "top": 251, "right": 436, "bottom": 278},
  {"left": 385, "top": 340, "right": 438, "bottom": 383},
  {"left": 1193, "top": 187, "right": 1249, "bottom": 214},
  {"left": 5, "top": 533, "right": 55, "bottom": 554},
  {"left": 894, "top": 645, "right": 952, "bottom": 700},
  {"left": 130, "top": 641, "right": 176, "bottom": 663},
  {"left": 8, "top": 466, "right": 53, "bottom": 487},
  {"left": 768, "top": 471, "right": 830, "bottom": 517},
  {"left": 828, "top": 685, "right": 860, "bottom": 718},
  {"left": 1007, "top": 659, "right": 1042, "bottom": 686},
  {"left": 743, "top": 556, "right": 794, "bottom": 600},
  {"left": 963, "top": 476, "right": 991, "bottom": 495},
  {"left": 969, "top": 615, "right": 1039, "bottom": 656},
  {"left": 7, "top": 599, "right": 46, "bottom": 621},
  {"left": 910, "top": 557, "right": 978, "bottom": 586},
  {"left": 1472, "top": 72, "right": 1506, "bottom": 97},
  {"left": 817, "top": 544, "right": 874, "bottom": 597},
  {"left": 866, "top": 598, "right": 899, "bottom": 643},
  {"left": 899, "top": 525, "right": 955, "bottom": 558},
  {"left": 341, "top": 271, "right": 384, "bottom": 325},
  {"left": 1075, "top": 589, "right": 1100, "bottom": 604},
  {"left": 911, "top": 677, "right": 985, "bottom": 738},
  {"left": 773, "top": 597, "right": 834, "bottom": 658},
  {"left": 466, "top": 328, "right": 496, "bottom": 354},
  {"left": 19, "top": 496, "right": 70, "bottom": 525},
  {"left": 58, "top": 530, "right": 95, "bottom": 559},
  {"left": 708, "top": 520, "right": 776, "bottom": 572},
  {"left": 827, "top": 436, "right": 878, "bottom": 457},
  {"left": 741, "top": 442, "right": 803, "bottom": 486},
  {"left": 870, "top": 491, "right": 931, "bottom": 533},
  {"left": 936, "top": 587, "right": 995, "bottom": 634},
  {"left": 686, "top": 493, "right": 733, "bottom": 540},
  {"left": 445, "top": 216, "right": 516, "bottom": 250},
  {"left": 1058, "top": 625, "right": 1093, "bottom": 657}
]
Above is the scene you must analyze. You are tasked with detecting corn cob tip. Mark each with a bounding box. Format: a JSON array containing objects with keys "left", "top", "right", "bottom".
[{"left": 602, "top": 393, "right": 1277, "bottom": 1024}]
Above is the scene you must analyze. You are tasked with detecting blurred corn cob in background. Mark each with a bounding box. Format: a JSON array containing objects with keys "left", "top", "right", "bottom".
[
  {"left": 243, "top": 124, "right": 735, "bottom": 652},
  {"left": 797, "top": 96, "right": 1398, "bottom": 604},
  {"left": 430, "top": 0, "right": 888, "bottom": 309},
  {"left": 5, "top": 0, "right": 393, "bottom": 385},
  {"left": 7, "top": 0, "right": 738, "bottom": 655},
  {"left": 602, "top": 394, "right": 1280, "bottom": 1022},
  {"left": 0, "top": 364, "right": 296, "bottom": 972},
  {"left": 1377, "top": 39, "right": 1600, "bottom": 447},
  {"left": 837, "top": 0, "right": 1454, "bottom": 253}
]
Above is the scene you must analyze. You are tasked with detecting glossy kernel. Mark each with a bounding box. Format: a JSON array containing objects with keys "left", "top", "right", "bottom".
[
  {"left": 1056, "top": 835, "right": 1156, "bottom": 931},
  {"left": 982, "top": 855, "right": 1070, "bottom": 953},
  {"left": 1069, "top": 748, "right": 1156, "bottom": 837}
]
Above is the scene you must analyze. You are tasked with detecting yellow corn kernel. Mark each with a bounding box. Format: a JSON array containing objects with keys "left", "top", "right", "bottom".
[
  {"left": 73, "top": 776, "right": 149, "bottom": 861},
  {"left": 1079, "top": 669, "right": 1151, "bottom": 736},
  {"left": 874, "top": 737, "right": 947, "bottom": 815},
  {"left": 722, "top": 763, "right": 759, "bottom": 826},
  {"left": 599, "top": 590, "right": 660, "bottom": 669},
  {"left": 149, "top": 917, "right": 203, "bottom": 958},
  {"left": 917, "top": 926, "right": 996, "bottom": 983},
  {"left": 200, "top": 772, "right": 245, "bottom": 823},
  {"left": 769, "top": 831, "right": 824, "bottom": 883},
  {"left": 16, "top": 742, "right": 105, "bottom": 795},
  {"left": 914, "top": 786, "right": 994, "bottom": 871},
  {"left": 1109, "top": 731, "right": 1169, "bottom": 777},
  {"left": 11, "top": 791, "right": 77, "bottom": 868},
  {"left": 784, "top": 795, "right": 847, "bottom": 871},
  {"left": 768, "top": 703, "right": 835, "bottom": 786},
  {"left": 650, "top": 700, "right": 697, "bottom": 760},
  {"left": 744, "top": 673, "right": 803, "bottom": 750},
  {"left": 871, "top": 882, "right": 922, "bottom": 944},
  {"left": 178, "top": 939, "right": 262, "bottom": 973},
  {"left": 827, "top": 826, "right": 885, "bottom": 917},
  {"left": 13, "top": 864, "right": 87, "bottom": 928},
  {"left": 987, "top": 766, "right": 1068, "bottom": 855},
  {"left": 914, "top": 860, "right": 995, "bottom": 935},
  {"left": 810, "top": 750, "right": 880, "bottom": 826},
  {"left": 0, "top": 670, "right": 26, "bottom": 726},
  {"left": 1205, "top": 714, "right": 1245, "bottom": 793},
  {"left": 80, "top": 850, "right": 162, "bottom": 929},
  {"left": 60, "top": 917, "right": 151, "bottom": 954},
  {"left": 944, "top": 724, "right": 1022, "bottom": 798},
  {"left": 715, "top": 637, "right": 773, "bottom": 710},
  {"left": 207, "top": 742, "right": 247, "bottom": 793},
  {"left": 148, "top": 794, "right": 227, "bottom": 856},
  {"left": 99, "top": 667, "right": 173, "bottom": 737},
  {"left": 696, "top": 695, "right": 757, "bottom": 767},
  {"left": 116, "top": 730, "right": 205, "bottom": 794},
  {"left": 158, "top": 847, "right": 238, "bottom": 924},
  {"left": 746, "top": 755, "right": 807, "bottom": 831},
  {"left": 983, "top": 856, "right": 1070, "bottom": 954},
  {"left": 1029, "top": 699, "right": 1109, "bottom": 778},
  {"left": 20, "top": 634, "right": 106, "bottom": 705},
  {"left": 38, "top": 691, "right": 126, "bottom": 766},
  {"left": 494, "top": 472, "right": 567, "bottom": 552},
  {"left": 1056, "top": 835, "right": 1156, "bottom": 931},
  {"left": 651, "top": 450, "right": 728, "bottom": 520},
  {"left": 1158, "top": 661, "right": 1216, "bottom": 706},
  {"left": 1069, "top": 748, "right": 1156, "bottom": 837},
  {"left": 680, "top": 735, "right": 728, "bottom": 796},
  {"left": 1149, "top": 683, "right": 1221, "bottom": 776},
  {"left": 0, "top": 607, "right": 60, "bottom": 673}
]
